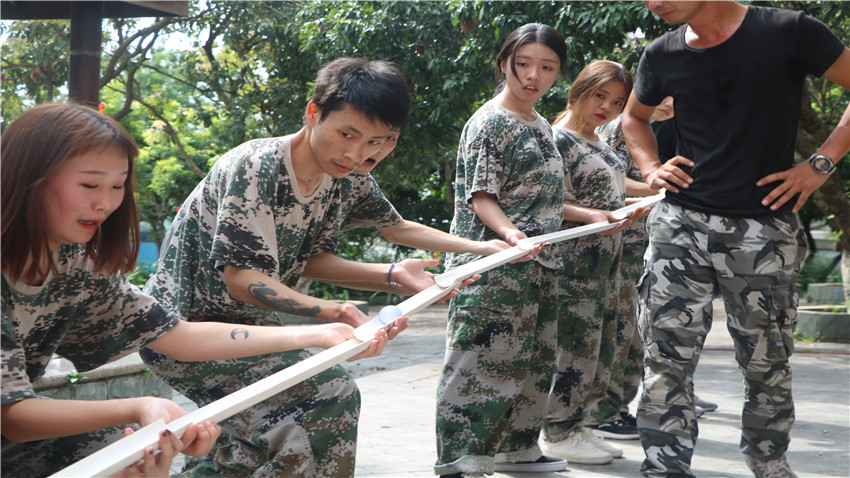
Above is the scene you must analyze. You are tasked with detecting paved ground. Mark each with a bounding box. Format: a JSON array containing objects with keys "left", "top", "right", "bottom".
[{"left": 173, "top": 300, "right": 850, "bottom": 477}]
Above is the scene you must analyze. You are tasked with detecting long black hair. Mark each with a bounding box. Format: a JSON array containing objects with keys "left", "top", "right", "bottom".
[{"left": 495, "top": 23, "right": 567, "bottom": 81}]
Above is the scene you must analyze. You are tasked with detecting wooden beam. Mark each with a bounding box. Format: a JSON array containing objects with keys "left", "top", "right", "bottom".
[{"left": 0, "top": 1, "right": 188, "bottom": 20}]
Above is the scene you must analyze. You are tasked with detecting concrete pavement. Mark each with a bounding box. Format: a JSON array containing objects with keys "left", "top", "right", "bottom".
[{"left": 350, "top": 301, "right": 850, "bottom": 478}]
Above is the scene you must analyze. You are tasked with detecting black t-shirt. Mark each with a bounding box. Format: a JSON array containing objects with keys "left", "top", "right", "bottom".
[{"left": 634, "top": 6, "right": 845, "bottom": 217}]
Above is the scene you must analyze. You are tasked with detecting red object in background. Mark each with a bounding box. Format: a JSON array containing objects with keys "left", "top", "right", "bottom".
[{"left": 98, "top": 102, "right": 106, "bottom": 111}]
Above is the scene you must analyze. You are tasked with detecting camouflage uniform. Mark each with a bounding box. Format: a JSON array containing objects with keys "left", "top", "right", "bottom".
[
  {"left": 587, "top": 120, "right": 646, "bottom": 427},
  {"left": 314, "top": 173, "right": 402, "bottom": 255},
  {"left": 435, "top": 101, "right": 564, "bottom": 475},
  {"left": 542, "top": 127, "right": 626, "bottom": 442},
  {"left": 637, "top": 201, "right": 806, "bottom": 477},
  {"left": 1, "top": 245, "right": 177, "bottom": 477},
  {"left": 141, "top": 137, "right": 383, "bottom": 477}
]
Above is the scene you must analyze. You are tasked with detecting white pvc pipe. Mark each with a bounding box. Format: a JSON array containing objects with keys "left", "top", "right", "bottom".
[{"left": 612, "top": 190, "right": 666, "bottom": 220}]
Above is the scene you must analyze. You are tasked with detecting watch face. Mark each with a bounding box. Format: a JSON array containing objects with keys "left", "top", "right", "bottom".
[{"left": 811, "top": 156, "right": 833, "bottom": 174}]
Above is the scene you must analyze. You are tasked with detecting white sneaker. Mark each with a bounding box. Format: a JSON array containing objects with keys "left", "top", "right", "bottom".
[
  {"left": 539, "top": 430, "right": 613, "bottom": 464},
  {"left": 694, "top": 395, "right": 718, "bottom": 411},
  {"left": 581, "top": 427, "right": 623, "bottom": 458}
]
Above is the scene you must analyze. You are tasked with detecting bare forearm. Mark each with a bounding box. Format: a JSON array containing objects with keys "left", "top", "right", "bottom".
[
  {"left": 623, "top": 115, "right": 662, "bottom": 181},
  {"left": 623, "top": 93, "right": 665, "bottom": 182},
  {"left": 563, "top": 203, "right": 611, "bottom": 224},
  {"left": 379, "top": 220, "right": 491, "bottom": 255},
  {"left": 470, "top": 193, "right": 519, "bottom": 240},
  {"left": 147, "top": 320, "right": 343, "bottom": 362},
  {"left": 303, "top": 253, "right": 396, "bottom": 291},
  {"left": 818, "top": 49, "right": 850, "bottom": 162},
  {"left": 304, "top": 253, "right": 438, "bottom": 296},
  {"left": 817, "top": 102, "right": 850, "bottom": 163},
  {"left": 2, "top": 397, "right": 141, "bottom": 442},
  {"left": 626, "top": 177, "right": 656, "bottom": 197},
  {"left": 223, "top": 266, "right": 338, "bottom": 321}
]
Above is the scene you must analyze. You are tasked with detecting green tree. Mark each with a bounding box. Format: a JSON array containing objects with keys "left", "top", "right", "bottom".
[
  {"left": 2, "top": 1, "right": 847, "bottom": 301},
  {"left": 0, "top": 20, "right": 70, "bottom": 123}
]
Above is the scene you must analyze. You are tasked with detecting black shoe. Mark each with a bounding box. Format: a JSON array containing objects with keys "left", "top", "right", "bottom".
[
  {"left": 494, "top": 455, "right": 568, "bottom": 472},
  {"left": 593, "top": 412, "right": 639, "bottom": 440},
  {"left": 619, "top": 410, "right": 637, "bottom": 426}
]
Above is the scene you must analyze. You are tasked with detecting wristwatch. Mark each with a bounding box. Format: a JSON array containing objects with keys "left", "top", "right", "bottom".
[{"left": 808, "top": 153, "right": 836, "bottom": 175}]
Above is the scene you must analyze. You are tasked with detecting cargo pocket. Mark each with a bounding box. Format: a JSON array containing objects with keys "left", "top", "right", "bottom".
[
  {"left": 636, "top": 269, "right": 652, "bottom": 347},
  {"left": 765, "top": 285, "right": 797, "bottom": 360}
]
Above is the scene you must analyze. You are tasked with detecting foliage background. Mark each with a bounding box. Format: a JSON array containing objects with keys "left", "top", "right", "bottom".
[{"left": 2, "top": 1, "right": 848, "bottom": 301}]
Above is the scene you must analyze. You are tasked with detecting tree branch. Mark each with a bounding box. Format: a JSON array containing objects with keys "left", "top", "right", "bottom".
[
  {"left": 109, "top": 66, "right": 136, "bottom": 122},
  {"left": 101, "top": 17, "right": 174, "bottom": 87},
  {"left": 133, "top": 94, "right": 207, "bottom": 179}
]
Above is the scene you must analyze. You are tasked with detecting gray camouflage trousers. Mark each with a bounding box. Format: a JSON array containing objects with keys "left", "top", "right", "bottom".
[
  {"left": 637, "top": 201, "right": 806, "bottom": 477},
  {"left": 140, "top": 346, "right": 359, "bottom": 477},
  {"left": 542, "top": 233, "right": 621, "bottom": 442},
  {"left": 1, "top": 424, "right": 126, "bottom": 477},
  {"left": 588, "top": 239, "right": 646, "bottom": 425},
  {"left": 435, "top": 261, "right": 558, "bottom": 475}
]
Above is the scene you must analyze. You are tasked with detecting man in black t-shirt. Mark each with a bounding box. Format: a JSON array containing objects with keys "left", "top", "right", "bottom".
[{"left": 622, "top": 1, "right": 849, "bottom": 477}]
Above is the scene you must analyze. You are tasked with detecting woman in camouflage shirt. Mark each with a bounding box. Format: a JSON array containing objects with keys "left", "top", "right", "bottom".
[
  {"left": 434, "top": 23, "right": 569, "bottom": 478},
  {"left": 539, "top": 60, "right": 649, "bottom": 465}
]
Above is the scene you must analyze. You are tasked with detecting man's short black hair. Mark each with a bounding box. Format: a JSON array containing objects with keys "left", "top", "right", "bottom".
[{"left": 312, "top": 58, "right": 410, "bottom": 130}]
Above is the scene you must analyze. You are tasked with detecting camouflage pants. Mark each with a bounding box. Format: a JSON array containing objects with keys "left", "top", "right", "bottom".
[
  {"left": 140, "top": 346, "right": 360, "bottom": 478},
  {"left": 542, "top": 233, "right": 621, "bottom": 442},
  {"left": 588, "top": 239, "right": 646, "bottom": 425},
  {"left": 434, "top": 261, "right": 558, "bottom": 475},
  {"left": 637, "top": 201, "right": 806, "bottom": 477},
  {"left": 1, "top": 424, "right": 125, "bottom": 477}
]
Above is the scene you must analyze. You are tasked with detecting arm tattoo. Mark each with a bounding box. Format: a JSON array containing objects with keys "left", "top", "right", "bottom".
[
  {"left": 247, "top": 281, "right": 321, "bottom": 317},
  {"left": 230, "top": 328, "right": 250, "bottom": 340}
]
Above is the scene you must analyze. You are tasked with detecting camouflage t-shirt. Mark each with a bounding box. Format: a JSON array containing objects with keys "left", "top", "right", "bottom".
[
  {"left": 145, "top": 136, "right": 337, "bottom": 324},
  {"left": 313, "top": 173, "right": 402, "bottom": 254},
  {"left": 557, "top": 126, "right": 627, "bottom": 223},
  {"left": 1, "top": 245, "right": 178, "bottom": 405},
  {"left": 447, "top": 100, "right": 564, "bottom": 270}
]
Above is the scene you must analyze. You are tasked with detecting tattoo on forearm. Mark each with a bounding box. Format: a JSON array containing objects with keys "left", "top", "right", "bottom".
[
  {"left": 248, "top": 281, "right": 321, "bottom": 317},
  {"left": 230, "top": 328, "right": 249, "bottom": 340}
]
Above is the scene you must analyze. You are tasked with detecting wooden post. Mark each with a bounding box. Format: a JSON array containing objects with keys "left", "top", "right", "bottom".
[{"left": 69, "top": 1, "right": 102, "bottom": 106}]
